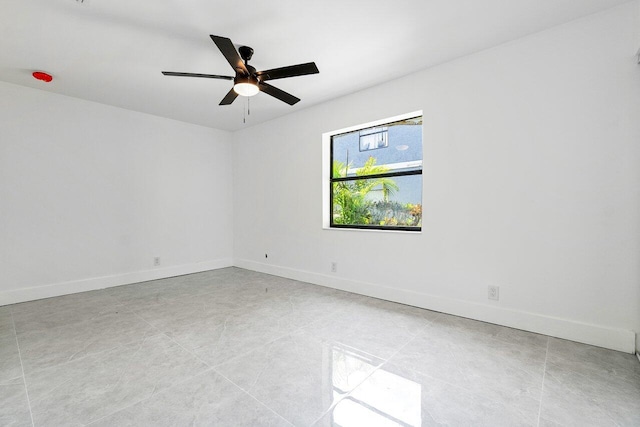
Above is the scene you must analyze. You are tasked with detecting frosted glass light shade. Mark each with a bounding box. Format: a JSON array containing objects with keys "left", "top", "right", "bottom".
[{"left": 233, "top": 82, "right": 259, "bottom": 97}]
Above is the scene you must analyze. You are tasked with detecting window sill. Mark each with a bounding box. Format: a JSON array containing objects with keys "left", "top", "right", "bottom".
[{"left": 322, "top": 225, "right": 422, "bottom": 234}]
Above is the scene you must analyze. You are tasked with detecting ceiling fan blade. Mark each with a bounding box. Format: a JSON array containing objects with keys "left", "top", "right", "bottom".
[
  {"left": 161, "top": 71, "right": 233, "bottom": 80},
  {"left": 219, "top": 87, "right": 238, "bottom": 105},
  {"left": 258, "top": 82, "right": 300, "bottom": 105},
  {"left": 210, "top": 35, "right": 248, "bottom": 75},
  {"left": 256, "top": 62, "right": 319, "bottom": 81}
]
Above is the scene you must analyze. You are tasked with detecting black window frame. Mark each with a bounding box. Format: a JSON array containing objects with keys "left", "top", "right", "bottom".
[{"left": 329, "top": 115, "right": 423, "bottom": 232}]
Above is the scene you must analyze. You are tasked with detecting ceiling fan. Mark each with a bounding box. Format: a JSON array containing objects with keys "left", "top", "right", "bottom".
[{"left": 162, "top": 35, "right": 319, "bottom": 106}]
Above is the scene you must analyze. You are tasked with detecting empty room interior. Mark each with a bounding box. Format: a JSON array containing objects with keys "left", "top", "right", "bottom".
[{"left": 1, "top": 0, "right": 640, "bottom": 426}]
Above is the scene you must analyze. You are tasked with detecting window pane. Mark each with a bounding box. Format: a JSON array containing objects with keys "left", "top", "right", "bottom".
[
  {"left": 332, "top": 116, "right": 422, "bottom": 179},
  {"left": 359, "top": 127, "right": 388, "bottom": 151},
  {"left": 332, "top": 174, "right": 422, "bottom": 228}
]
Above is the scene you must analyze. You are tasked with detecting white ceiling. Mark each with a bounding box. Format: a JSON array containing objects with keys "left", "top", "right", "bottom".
[{"left": 0, "top": 0, "right": 629, "bottom": 131}]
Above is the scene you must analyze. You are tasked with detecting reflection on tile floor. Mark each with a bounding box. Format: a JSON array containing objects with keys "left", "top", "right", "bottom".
[{"left": 1, "top": 268, "right": 639, "bottom": 426}]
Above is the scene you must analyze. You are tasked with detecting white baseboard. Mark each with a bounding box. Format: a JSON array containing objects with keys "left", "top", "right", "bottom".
[
  {"left": 3, "top": 257, "right": 635, "bottom": 354},
  {"left": 0, "top": 258, "right": 233, "bottom": 306},
  {"left": 235, "top": 258, "right": 637, "bottom": 354}
]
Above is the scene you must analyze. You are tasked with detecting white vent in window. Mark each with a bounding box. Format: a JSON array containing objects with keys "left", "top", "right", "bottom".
[{"left": 359, "top": 127, "right": 388, "bottom": 151}]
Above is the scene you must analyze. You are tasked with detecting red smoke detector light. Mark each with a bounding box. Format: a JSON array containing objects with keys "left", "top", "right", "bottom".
[{"left": 32, "top": 71, "right": 53, "bottom": 83}]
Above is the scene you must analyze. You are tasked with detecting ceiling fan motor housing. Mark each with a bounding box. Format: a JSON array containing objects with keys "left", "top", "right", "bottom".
[
  {"left": 234, "top": 74, "right": 258, "bottom": 86},
  {"left": 238, "top": 46, "right": 254, "bottom": 62}
]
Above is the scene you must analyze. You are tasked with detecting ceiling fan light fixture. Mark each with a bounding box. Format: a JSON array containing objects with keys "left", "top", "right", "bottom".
[
  {"left": 233, "top": 82, "right": 259, "bottom": 97},
  {"left": 233, "top": 76, "right": 259, "bottom": 97},
  {"left": 162, "top": 35, "right": 318, "bottom": 105}
]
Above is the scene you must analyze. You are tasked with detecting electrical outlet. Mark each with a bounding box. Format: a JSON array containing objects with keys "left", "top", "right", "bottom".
[
  {"left": 488, "top": 285, "right": 499, "bottom": 301},
  {"left": 154, "top": 257, "right": 160, "bottom": 266},
  {"left": 331, "top": 262, "right": 337, "bottom": 273}
]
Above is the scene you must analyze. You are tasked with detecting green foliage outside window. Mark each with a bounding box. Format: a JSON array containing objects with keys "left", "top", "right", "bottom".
[{"left": 332, "top": 157, "right": 421, "bottom": 228}]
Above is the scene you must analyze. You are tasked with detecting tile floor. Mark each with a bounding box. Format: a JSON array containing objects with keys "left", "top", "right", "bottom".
[{"left": 1, "top": 267, "right": 639, "bottom": 426}]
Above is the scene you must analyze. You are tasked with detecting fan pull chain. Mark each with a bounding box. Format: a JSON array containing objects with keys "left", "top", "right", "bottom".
[{"left": 242, "top": 97, "right": 251, "bottom": 124}]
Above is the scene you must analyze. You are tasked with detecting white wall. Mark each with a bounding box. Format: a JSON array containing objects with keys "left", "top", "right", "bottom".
[
  {"left": 0, "top": 82, "right": 234, "bottom": 304},
  {"left": 233, "top": 3, "right": 640, "bottom": 353},
  {"left": 636, "top": 0, "right": 640, "bottom": 357}
]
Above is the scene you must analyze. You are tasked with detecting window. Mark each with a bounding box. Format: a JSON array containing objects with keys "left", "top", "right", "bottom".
[{"left": 324, "top": 112, "right": 423, "bottom": 231}]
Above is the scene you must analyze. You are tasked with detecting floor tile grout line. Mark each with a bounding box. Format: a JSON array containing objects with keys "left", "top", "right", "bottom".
[
  {"left": 428, "top": 314, "right": 552, "bottom": 379},
  {"left": 452, "top": 322, "right": 551, "bottom": 355},
  {"left": 212, "top": 369, "right": 295, "bottom": 427},
  {"left": 208, "top": 308, "right": 407, "bottom": 427},
  {"left": 386, "top": 312, "right": 441, "bottom": 361},
  {"left": 536, "top": 337, "right": 550, "bottom": 427},
  {"left": 84, "top": 292, "right": 236, "bottom": 419},
  {"left": 433, "top": 310, "right": 553, "bottom": 352},
  {"left": 466, "top": 340, "right": 546, "bottom": 381},
  {"left": 121, "top": 305, "right": 294, "bottom": 425},
  {"left": 127, "top": 310, "right": 214, "bottom": 370},
  {"left": 10, "top": 311, "right": 36, "bottom": 427},
  {"left": 538, "top": 368, "right": 623, "bottom": 427},
  {"left": 124, "top": 286, "right": 356, "bottom": 373},
  {"left": 112, "top": 289, "right": 327, "bottom": 340},
  {"left": 200, "top": 313, "right": 333, "bottom": 370},
  {"left": 27, "top": 332, "right": 164, "bottom": 379},
  {"left": 300, "top": 298, "right": 442, "bottom": 362}
]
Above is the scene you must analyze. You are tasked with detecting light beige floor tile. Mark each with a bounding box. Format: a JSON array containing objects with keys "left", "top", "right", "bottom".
[
  {"left": 301, "top": 298, "right": 438, "bottom": 360},
  {"left": 314, "top": 362, "right": 537, "bottom": 426},
  {"left": 11, "top": 290, "right": 122, "bottom": 334},
  {"left": 0, "top": 333, "right": 22, "bottom": 383},
  {"left": 166, "top": 310, "right": 293, "bottom": 367},
  {"left": 129, "top": 294, "right": 244, "bottom": 333},
  {"left": 390, "top": 316, "right": 546, "bottom": 419},
  {"left": 540, "top": 339, "right": 640, "bottom": 426},
  {"left": 215, "top": 331, "right": 384, "bottom": 426},
  {"left": 25, "top": 333, "right": 208, "bottom": 426},
  {"left": 17, "top": 309, "right": 158, "bottom": 373},
  {"left": 6, "top": 268, "right": 640, "bottom": 426},
  {"left": 0, "top": 377, "right": 32, "bottom": 427},
  {"left": 87, "top": 369, "right": 291, "bottom": 427},
  {"left": 0, "top": 307, "right": 14, "bottom": 338},
  {"left": 546, "top": 337, "right": 640, "bottom": 381}
]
